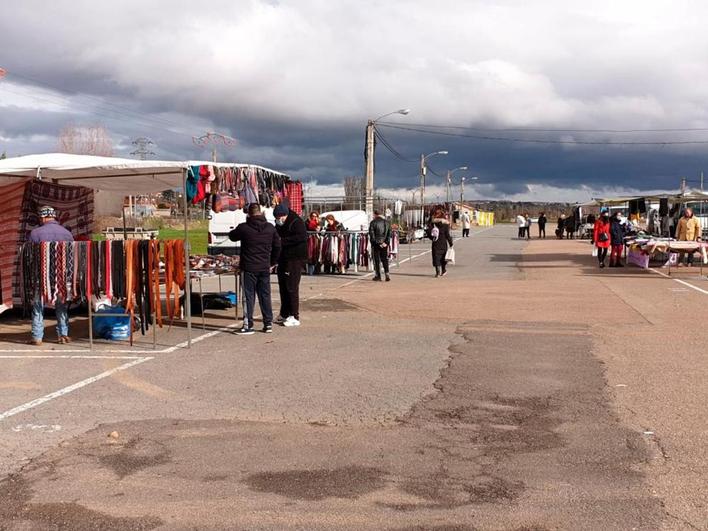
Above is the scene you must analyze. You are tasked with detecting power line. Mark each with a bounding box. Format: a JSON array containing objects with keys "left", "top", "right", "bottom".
[
  {"left": 373, "top": 127, "right": 417, "bottom": 163},
  {"left": 376, "top": 123, "right": 708, "bottom": 145},
  {"left": 377, "top": 121, "right": 708, "bottom": 134}
]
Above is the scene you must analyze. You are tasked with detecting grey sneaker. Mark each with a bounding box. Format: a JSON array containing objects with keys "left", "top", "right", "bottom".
[{"left": 238, "top": 326, "right": 255, "bottom": 335}]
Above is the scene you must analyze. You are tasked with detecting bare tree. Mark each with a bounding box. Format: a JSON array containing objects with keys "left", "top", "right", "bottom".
[
  {"left": 58, "top": 123, "right": 114, "bottom": 156},
  {"left": 343, "top": 176, "right": 365, "bottom": 209}
]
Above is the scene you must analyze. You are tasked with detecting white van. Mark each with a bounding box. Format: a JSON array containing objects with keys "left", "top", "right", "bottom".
[
  {"left": 208, "top": 207, "right": 275, "bottom": 255},
  {"left": 319, "top": 210, "right": 369, "bottom": 232}
]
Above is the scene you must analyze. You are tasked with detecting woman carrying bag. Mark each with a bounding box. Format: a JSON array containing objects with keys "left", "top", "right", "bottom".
[
  {"left": 428, "top": 207, "right": 454, "bottom": 277},
  {"left": 593, "top": 209, "right": 611, "bottom": 269}
]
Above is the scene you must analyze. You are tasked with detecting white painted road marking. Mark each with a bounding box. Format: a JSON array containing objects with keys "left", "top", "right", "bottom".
[
  {"left": 649, "top": 268, "right": 708, "bottom": 295},
  {"left": 0, "top": 357, "right": 153, "bottom": 422}
]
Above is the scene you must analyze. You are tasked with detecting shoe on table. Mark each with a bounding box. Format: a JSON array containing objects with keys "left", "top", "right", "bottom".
[
  {"left": 27, "top": 338, "right": 42, "bottom": 346},
  {"left": 238, "top": 326, "right": 255, "bottom": 336},
  {"left": 263, "top": 324, "right": 273, "bottom": 334},
  {"left": 283, "top": 316, "right": 300, "bottom": 327}
]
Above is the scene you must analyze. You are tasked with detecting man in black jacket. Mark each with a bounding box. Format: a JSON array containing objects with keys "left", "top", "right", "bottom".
[
  {"left": 274, "top": 202, "right": 307, "bottom": 327},
  {"left": 229, "top": 203, "right": 281, "bottom": 334},
  {"left": 369, "top": 210, "right": 392, "bottom": 282}
]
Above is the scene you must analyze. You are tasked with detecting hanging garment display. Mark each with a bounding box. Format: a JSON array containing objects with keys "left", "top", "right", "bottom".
[{"left": 285, "top": 181, "right": 303, "bottom": 215}]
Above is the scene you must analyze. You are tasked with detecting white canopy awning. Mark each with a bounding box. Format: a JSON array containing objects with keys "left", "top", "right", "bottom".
[{"left": 0, "top": 153, "right": 188, "bottom": 193}]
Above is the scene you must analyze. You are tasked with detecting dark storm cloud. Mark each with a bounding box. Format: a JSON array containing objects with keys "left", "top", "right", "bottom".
[{"left": 3, "top": 0, "right": 708, "bottom": 200}]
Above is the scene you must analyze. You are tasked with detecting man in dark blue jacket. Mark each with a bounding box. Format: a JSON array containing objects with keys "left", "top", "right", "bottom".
[{"left": 229, "top": 203, "right": 281, "bottom": 334}]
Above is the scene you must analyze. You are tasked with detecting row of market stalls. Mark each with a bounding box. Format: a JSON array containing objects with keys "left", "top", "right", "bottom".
[
  {"left": 584, "top": 189, "right": 708, "bottom": 272},
  {"left": 0, "top": 153, "right": 295, "bottom": 348}
]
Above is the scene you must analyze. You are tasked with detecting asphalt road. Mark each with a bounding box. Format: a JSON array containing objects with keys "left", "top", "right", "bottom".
[{"left": 0, "top": 225, "right": 705, "bottom": 530}]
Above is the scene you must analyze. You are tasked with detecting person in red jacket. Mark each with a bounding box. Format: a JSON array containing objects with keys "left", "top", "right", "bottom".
[{"left": 593, "top": 209, "right": 611, "bottom": 268}]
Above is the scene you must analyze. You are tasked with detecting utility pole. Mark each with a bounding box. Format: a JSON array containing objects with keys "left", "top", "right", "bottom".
[
  {"left": 129, "top": 137, "right": 156, "bottom": 220},
  {"left": 460, "top": 177, "right": 465, "bottom": 205},
  {"left": 420, "top": 153, "right": 426, "bottom": 224},
  {"left": 681, "top": 177, "right": 687, "bottom": 193},
  {"left": 701, "top": 171, "right": 704, "bottom": 192},
  {"left": 364, "top": 120, "right": 375, "bottom": 219},
  {"left": 446, "top": 170, "right": 451, "bottom": 204}
]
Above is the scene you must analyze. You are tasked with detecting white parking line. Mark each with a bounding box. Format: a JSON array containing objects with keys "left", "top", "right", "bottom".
[
  {"left": 0, "top": 356, "right": 153, "bottom": 421},
  {"left": 648, "top": 268, "right": 708, "bottom": 295},
  {"left": 0, "top": 355, "right": 144, "bottom": 359}
]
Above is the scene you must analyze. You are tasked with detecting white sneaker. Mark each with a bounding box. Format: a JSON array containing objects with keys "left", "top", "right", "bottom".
[{"left": 283, "top": 316, "right": 300, "bottom": 327}]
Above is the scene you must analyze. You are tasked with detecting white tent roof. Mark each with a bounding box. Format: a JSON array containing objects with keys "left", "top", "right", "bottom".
[
  {"left": 0, "top": 153, "right": 291, "bottom": 193},
  {"left": 0, "top": 153, "right": 187, "bottom": 193}
]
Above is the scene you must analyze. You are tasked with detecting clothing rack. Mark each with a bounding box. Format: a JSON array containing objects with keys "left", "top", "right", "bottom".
[
  {"left": 19, "top": 239, "right": 188, "bottom": 349},
  {"left": 306, "top": 230, "right": 400, "bottom": 273}
]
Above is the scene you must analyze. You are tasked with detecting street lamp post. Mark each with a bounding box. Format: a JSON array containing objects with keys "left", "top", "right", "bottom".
[
  {"left": 446, "top": 166, "right": 468, "bottom": 207},
  {"left": 365, "top": 108, "right": 410, "bottom": 218},
  {"left": 420, "top": 150, "right": 448, "bottom": 223},
  {"left": 459, "top": 176, "right": 478, "bottom": 204}
]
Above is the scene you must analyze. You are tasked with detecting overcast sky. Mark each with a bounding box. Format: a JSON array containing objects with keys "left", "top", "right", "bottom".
[{"left": 2, "top": 0, "right": 708, "bottom": 201}]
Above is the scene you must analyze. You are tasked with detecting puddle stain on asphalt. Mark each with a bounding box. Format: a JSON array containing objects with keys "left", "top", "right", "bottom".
[
  {"left": 93, "top": 437, "right": 171, "bottom": 479},
  {"left": 0, "top": 476, "right": 163, "bottom": 530},
  {"left": 245, "top": 466, "right": 386, "bottom": 500},
  {"left": 299, "top": 298, "right": 360, "bottom": 312}
]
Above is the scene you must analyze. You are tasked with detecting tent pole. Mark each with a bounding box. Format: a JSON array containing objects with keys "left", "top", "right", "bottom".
[{"left": 182, "top": 168, "right": 192, "bottom": 348}]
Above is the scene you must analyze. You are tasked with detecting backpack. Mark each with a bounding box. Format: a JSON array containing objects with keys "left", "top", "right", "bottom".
[{"left": 430, "top": 225, "right": 439, "bottom": 241}]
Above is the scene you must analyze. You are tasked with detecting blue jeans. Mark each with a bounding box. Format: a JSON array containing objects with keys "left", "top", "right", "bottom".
[
  {"left": 32, "top": 296, "right": 69, "bottom": 341},
  {"left": 242, "top": 271, "right": 273, "bottom": 328}
]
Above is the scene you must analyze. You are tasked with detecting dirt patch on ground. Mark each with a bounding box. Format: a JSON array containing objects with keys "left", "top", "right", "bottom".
[
  {"left": 300, "top": 297, "right": 360, "bottom": 312},
  {"left": 245, "top": 465, "right": 386, "bottom": 500},
  {"left": 0, "top": 476, "right": 163, "bottom": 530}
]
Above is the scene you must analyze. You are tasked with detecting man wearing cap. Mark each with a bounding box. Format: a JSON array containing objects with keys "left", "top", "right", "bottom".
[
  {"left": 274, "top": 202, "right": 307, "bottom": 327},
  {"left": 229, "top": 203, "right": 281, "bottom": 335},
  {"left": 28, "top": 206, "right": 74, "bottom": 345}
]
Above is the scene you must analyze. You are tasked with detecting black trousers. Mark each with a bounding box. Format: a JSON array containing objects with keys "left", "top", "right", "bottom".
[
  {"left": 277, "top": 259, "right": 304, "bottom": 319},
  {"left": 539, "top": 225, "right": 546, "bottom": 238},
  {"left": 372, "top": 244, "right": 389, "bottom": 278},
  {"left": 462, "top": 228, "right": 470, "bottom": 237},
  {"left": 598, "top": 247, "right": 608, "bottom": 264},
  {"left": 243, "top": 271, "right": 273, "bottom": 327},
  {"left": 518, "top": 227, "right": 525, "bottom": 238}
]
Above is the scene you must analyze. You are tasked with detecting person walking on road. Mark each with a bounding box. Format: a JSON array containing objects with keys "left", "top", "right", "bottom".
[
  {"left": 429, "top": 208, "right": 454, "bottom": 277},
  {"left": 593, "top": 209, "right": 611, "bottom": 268},
  {"left": 516, "top": 213, "right": 526, "bottom": 239},
  {"left": 274, "top": 202, "right": 306, "bottom": 327},
  {"left": 538, "top": 212, "right": 547, "bottom": 239},
  {"left": 460, "top": 210, "right": 471, "bottom": 237},
  {"left": 524, "top": 213, "right": 532, "bottom": 241},
  {"left": 369, "top": 210, "right": 392, "bottom": 282},
  {"left": 28, "top": 205, "right": 74, "bottom": 346},
  {"left": 556, "top": 213, "right": 566, "bottom": 239},
  {"left": 229, "top": 203, "right": 281, "bottom": 335},
  {"left": 675, "top": 207, "right": 702, "bottom": 267},
  {"left": 609, "top": 211, "right": 626, "bottom": 267}
]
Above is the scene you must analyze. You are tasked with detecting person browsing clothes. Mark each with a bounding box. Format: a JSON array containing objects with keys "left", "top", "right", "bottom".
[
  {"left": 274, "top": 202, "right": 307, "bottom": 327},
  {"left": 28, "top": 205, "right": 74, "bottom": 345},
  {"left": 369, "top": 210, "right": 392, "bottom": 282},
  {"left": 229, "top": 203, "right": 281, "bottom": 335}
]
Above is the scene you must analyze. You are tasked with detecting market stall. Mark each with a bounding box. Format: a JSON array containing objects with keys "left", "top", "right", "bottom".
[{"left": 0, "top": 153, "right": 196, "bottom": 347}]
